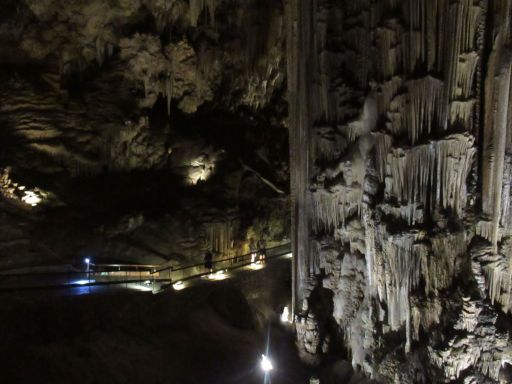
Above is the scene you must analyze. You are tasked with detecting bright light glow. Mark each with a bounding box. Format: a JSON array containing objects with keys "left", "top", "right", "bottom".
[
  {"left": 248, "top": 261, "right": 264, "bottom": 270},
  {"left": 84, "top": 258, "right": 90, "bottom": 264},
  {"left": 21, "top": 191, "right": 42, "bottom": 207},
  {"left": 173, "top": 281, "right": 185, "bottom": 290},
  {"left": 280, "top": 306, "right": 290, "bottom": 323},
  {"left": 260, "top": 354, "right": 273, "bottom": 372},
  {"left": 207, "top": 270, "right": 228, "bottom": 281},
  {"left": 188, "top": 156, "right": 215, "bottom": 185},
  {"left": 72, "top": 279, "right": 95, "bottom": 285},
  {"left": 129, "top": 283, "right": 152, "bottom": 292},
  {"left": 144, "top": 280, "right": 151, "bottom": 285},
  {"left": 285, "top": 252, "right": 293, "bottom": 258}
]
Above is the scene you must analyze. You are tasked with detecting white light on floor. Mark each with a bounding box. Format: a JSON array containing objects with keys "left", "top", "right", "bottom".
[
  {"left": 248, "top": 261, "right": 264, "bottom": 270},
  {"left": 72, "top": 279, "right": 95, "bottom": 285},
  {"left": 260, "top": 354, "right": 273, "bottom": 372},
  {"left": 207, "top": 270, "right": 228, "bottom": 281},
  {"left": 280, "top": 306, "right": 290, "bottom": 323},
  {"left": 21, "top": 191, "right": 42, "bottom": 206},
  {"left": 173, "top": 281, "right": 185, "bottom": 290},
  {"left": 129, "top": 283, "right": 152, "bottom": 292}
]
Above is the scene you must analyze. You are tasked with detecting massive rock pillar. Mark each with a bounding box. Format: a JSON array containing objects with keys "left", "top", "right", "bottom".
[{"left": 286, "top": 0, "right": 512, "bottom": 381}]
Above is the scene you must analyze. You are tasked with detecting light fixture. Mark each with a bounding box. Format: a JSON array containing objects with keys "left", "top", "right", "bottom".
[
  {"left": 84, "top": 258, "right": 90, "bottom": 264},
  {"left": 173, "top": 281, "right": 185, "bottom": 290},
  {"left": 21, "top": 191, "right": 42, "bottom": 207},
  {"left": 248, "top": 262, "right": 264, "bottom": 270},
  {"left": 280, "top": 306, "right": 290, "bottom": 323},
  {"left": 72, "top": 279, "right": 95, "bottom": 285},
  {"left": 206, "top": 270, "right": 228, "bottom": 281},
  {"left": 260, "top": 354, "right": 273, "bottom": 372}
]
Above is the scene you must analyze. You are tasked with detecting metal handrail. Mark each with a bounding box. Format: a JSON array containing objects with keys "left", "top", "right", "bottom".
[
  {"left": 166, "top": 249, "right": 291, "bottom": 284},
  {"left": 151, "top": 243, "right": 291, "bottom": 274},
  {"left": 0, "top": 243, "right": 291, "bottom": 292},
  {"left": 90, "top": 263, "right": 158, "bottom": 269},
  {"left": 0, "top": 278, "right": 174, "bottom": 292}
]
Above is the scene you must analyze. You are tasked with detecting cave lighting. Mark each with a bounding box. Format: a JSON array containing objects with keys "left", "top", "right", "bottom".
[
  {"left": 207, "top": 270, "right": 228, "bottom": 280},
  {"left": 260, "top": 354, "right": 274, "bottom": 372},
  {"left": 280, "top": 306, "right": 290, "bottom": 323},
  {"left": 173, "top": 281, "right": 185, "bottom": 290},
  {"left": 248, "top": 261, "right": 264, "bottom": 270},
  {"left": 129, "top": 283, "right": 153, "bottom": 292},
  {"left": 188, "top": 156, "right": 215, "bottom": 185},
  {"left": 21, "top": 190, "right": 42, "bottom": 206}
]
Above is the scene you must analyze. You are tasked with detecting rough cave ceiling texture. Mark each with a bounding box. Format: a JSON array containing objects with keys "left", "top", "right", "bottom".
[
  {"left": 0, "top": 0, "right": 289, "bottom": 269},
  {"left": 288, "top": 0, "right": 512, "bottom": 383}
]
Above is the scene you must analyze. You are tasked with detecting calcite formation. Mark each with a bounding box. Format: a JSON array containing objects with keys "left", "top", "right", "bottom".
[
  {"left": 0, "top": 1, "right": 289, "bottom": 270},
  {"left": 287, "top": 0, "right": 512, "bottom": 382}
]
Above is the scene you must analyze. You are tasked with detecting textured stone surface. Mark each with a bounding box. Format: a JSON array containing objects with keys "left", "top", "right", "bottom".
[
  {"left": 0, "top": 0, "right": 289, "bottom": 270},
  {"left": 287, "top": 0, "right": 512, "bottom": 382}
]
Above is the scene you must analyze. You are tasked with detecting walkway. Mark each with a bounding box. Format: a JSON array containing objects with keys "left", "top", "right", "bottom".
[{"left": 0, "top": 243, "right": 292, "bottom": 296}]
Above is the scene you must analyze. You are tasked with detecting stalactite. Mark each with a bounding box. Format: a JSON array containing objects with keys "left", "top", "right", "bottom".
[
  {"left": 481, "top": 52, "right": 512, "bottom": 250},
  {"left": 411, "top": 298, "right": 442, "bottom": 341},
  {"left": 456, "top": 52, "right": 479, "bottom": 99},
  {"left": 500, "top": 155, "right": 512, "bottom": 229},
  {"left": 405, "top": 76, "right": 446, "bottom": 144},
  {"left": 96, "top": 36, "right": 105, "bottom": 66},
  {"left": 385, "top": 134, "right": 475, "bottom": 217},
  {"left": 189, "top": 0, "right": 218, "bottom": 27},
  {"left": 289, "top": 0, "right": 509, "bottom": 379},
  {"left": 311, "top": 187, "right": 363, "bottom": 232},
  {"left": 165, "top": 72, "right": 173, "bottom": 117},
  {"left": 377, "top": 76, "right": 402, "bottom": 118},
  {"left": 376, "top": 25, "right": 400, "bottom": 80},
  {"left": 402, "top": 31, "right": 423, "bottom": 74},
  {"left": 444, "top": 0, "right": 482, "bottom": 101},
  {"left": 314, "top": 126, "right": 347, "bottom": 161},
  {"left": 379, "top": 203, "right": 424, "bottom": 225},
  {"left": 449, "top": 99, "right": 476, "bottom": 129},
  {"left": 375, "top": 231, "right": 427, "bottom": 351},
  {"left": 373, "top": 132, "right": 393, "bottom": 182},
  {"left": 208, "top": 221, "right": 234, "bottom": 256},
  {"left": 422, "top": 232, "right": 467, "bottom": 295}
]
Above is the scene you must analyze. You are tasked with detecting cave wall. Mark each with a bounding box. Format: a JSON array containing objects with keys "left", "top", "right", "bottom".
[
  {"left": 287, "top": 0, "right": 512, "bottom": 382},
  {"left": 0, "top": 0, "right": 290, "bottom": 270}
]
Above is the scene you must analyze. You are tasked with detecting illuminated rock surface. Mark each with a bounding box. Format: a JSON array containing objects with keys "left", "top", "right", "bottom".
[
  {"left": 287, "top": 0, "right": 512, "bottom": 382},
  {"left": 2, "top": 0, "right": 512, "bottom": 383}
]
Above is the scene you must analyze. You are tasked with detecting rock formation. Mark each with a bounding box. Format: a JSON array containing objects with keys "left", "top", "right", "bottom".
[
  {"left": 0, "top": 0, "right": 289, "bottom": 269},
  {"left": 287, "top": 0, "right": 512, "bottom": 382}
]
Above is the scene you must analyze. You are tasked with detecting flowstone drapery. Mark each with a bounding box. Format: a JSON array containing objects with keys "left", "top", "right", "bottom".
[{"left": 287, "top": 0, "right": 512, "bottom": 382}]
